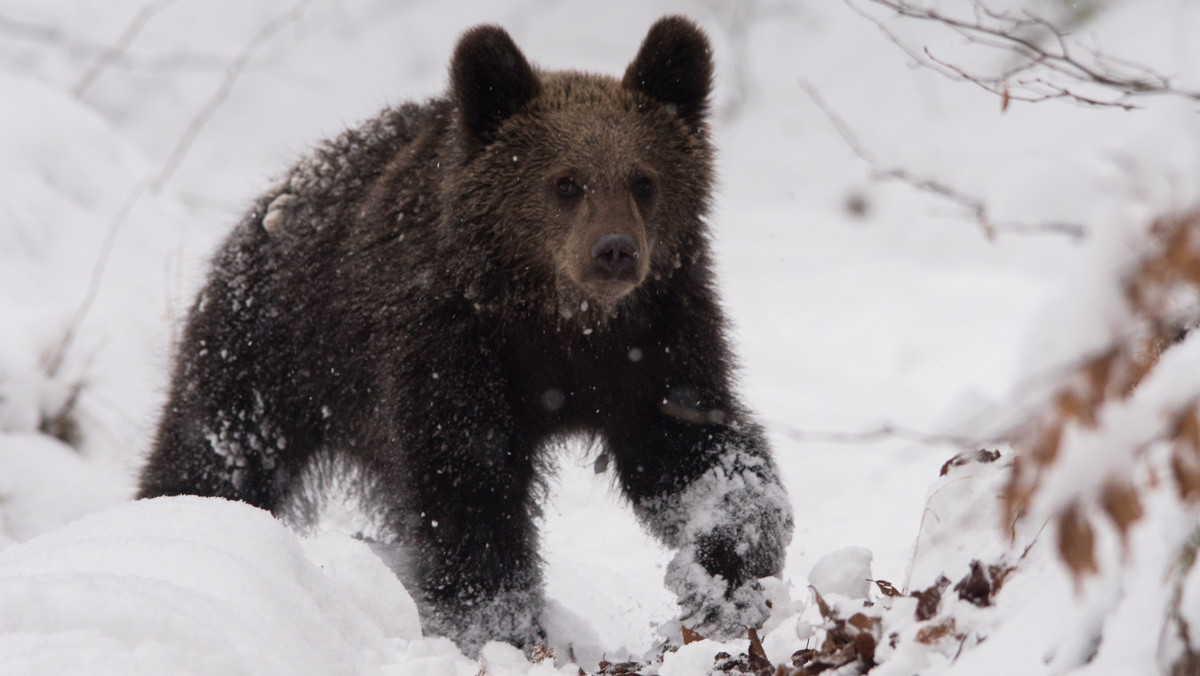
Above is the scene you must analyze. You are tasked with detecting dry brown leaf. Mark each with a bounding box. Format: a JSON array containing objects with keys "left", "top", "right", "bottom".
[
  {"left": 988, "top": 563, "right": 1017, "bottom": 594},
  {"left": 915, "top": 618, "right": 958, "bottom": 645},
  {"left": 595, "top": 660, "right": 642, "bottom": 675},
  {"left": 1171, "top": 406, "right": 1200, "bottom": 503},
  {"left": 853, "top": 631, "right": 877, "bottom": 666},
  {"left": 939, "top": 449, "right": 1002, "bottom": 476},
  {"left": 1120, "top": 334, "right": 1170, "bottom": 396},
  {"left": 1101, "top": 481, "right": 1144, "bottom": 542},
  {"left": 871, "top": 579, "right": 903, "bottom": 598},
  {"left": 1084, "top": 350, "right": 1117, "bottom": 400},
  {"left": 847, "top": 613, "right": 875, "bottom": 632},
  {"left": 810, "top": 586, "right": 834, "bottom": 621},
  {"left": 1058, "top": 503, "right": 1099, "bottom": 580},
  {"left": 1171, "top": 453, "right": 1200, "bottom": 503},
  {"left": 953, "top": 560, "right": 993, "bottom": 608},
  {"left": 746, "top": 628, "right": 772, "bottom": 674},
  {"left": 1056, "top": 390, "right": 1093, "bottom": 427},
  {"left": 1002, "top": 456, "right": 1037, "bottom": 533},
  {"left": 1172, "top": 407, "right": 1200, "bottom": 452},
  {"left": 1029, "top": 423, "right": 1065, "bottom": 467},
  {"left": 911, "top": 576, "right": 949, "bottom": 622}
]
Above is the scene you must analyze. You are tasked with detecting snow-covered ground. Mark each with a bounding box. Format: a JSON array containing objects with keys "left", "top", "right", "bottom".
[{"left": 3, "top": 0, "right": 1200, "bottom": 673}]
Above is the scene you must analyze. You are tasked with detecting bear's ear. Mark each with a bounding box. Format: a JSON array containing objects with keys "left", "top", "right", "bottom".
[
  {"left": 622, "top": 16, "right": 713, "bottom": 129},
  {"left": 450, "top": 25, "right": 540, "bottom": 150}
]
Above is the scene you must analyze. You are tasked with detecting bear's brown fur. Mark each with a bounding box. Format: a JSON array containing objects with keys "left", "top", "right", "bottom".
[{"left": 138, "top": 16, "right": 792, "bottom": 655}]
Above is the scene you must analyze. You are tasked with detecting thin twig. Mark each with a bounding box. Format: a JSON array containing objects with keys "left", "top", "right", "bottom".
[
  {"left": 770, "top": 420, "right": 989, "bottom": 449},
  {"left": 800, "top": 81, "right": 1087, "bottom": 241},
  {"left": 45, "top": 176, "right": 154, "bottom": 377},
  {"left": 904, "top": 476, "right": 975, "bottom": 593},
  {"left": 0, "top": 12, "right": 229, "bottom": 73},
  {"left": 45, "top": 0, "right": 316, "bottom": 376},
  {"left": 72, "top": 0, "right": 179, "bottom": 97},
  {"left": 848, "top": 0, "right": 1200, "bottom": 110},
  {"left": 151, "top": 0, "right": 316, "bottom": 192}
]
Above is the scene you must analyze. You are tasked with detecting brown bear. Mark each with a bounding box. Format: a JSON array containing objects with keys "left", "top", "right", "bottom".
[{"left": 137, "top": 16, "right": 793, "bottom": 655}]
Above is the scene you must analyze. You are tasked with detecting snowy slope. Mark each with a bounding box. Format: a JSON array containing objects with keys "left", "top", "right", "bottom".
[
  {"left": 3, "top": 0, "right": 1200, "bottom": 674},
  {"left": 0, "top": 497, "right": 423, "bottom": 675}
]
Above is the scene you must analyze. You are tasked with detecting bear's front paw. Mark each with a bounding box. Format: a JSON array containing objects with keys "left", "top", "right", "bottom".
[{"left": 664, "top": 547, "right": 771, "bottom": 641}]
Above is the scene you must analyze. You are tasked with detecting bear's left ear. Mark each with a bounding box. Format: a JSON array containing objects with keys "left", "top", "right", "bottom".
[
  {"left": 451, "top": 25, "right": 541, "bottom": 151},
  {"left": 623, "top": 16, "right": 713, "bottom": 129}
]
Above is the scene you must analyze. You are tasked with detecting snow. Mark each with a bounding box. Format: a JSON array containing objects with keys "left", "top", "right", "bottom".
[
  {"left": 634, "top": 444, "right": 792, "bottom": 642},
  {"left": 3, "top": 0, "right": 1200, "bottom": 673},
  {"left": 0, "top": 497, "right": 421, "bottom": 676},
  {"left": 808, "top": 547, "right": 873, "bottom": 601}
]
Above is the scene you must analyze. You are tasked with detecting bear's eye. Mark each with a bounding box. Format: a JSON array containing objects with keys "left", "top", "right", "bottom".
[
  {"left": 555, "top": 176, "right": 581, "bottom": 198},
  {"left": 632, "top": 176, "right": 655, "bottom": 199}
]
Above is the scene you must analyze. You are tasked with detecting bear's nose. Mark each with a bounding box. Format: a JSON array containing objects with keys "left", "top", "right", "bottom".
[{"left": 591, "top": 233, "right": 639, "bottom": 279}]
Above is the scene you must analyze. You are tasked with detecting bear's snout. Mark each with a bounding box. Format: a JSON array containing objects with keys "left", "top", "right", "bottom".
[
  {"left": 559, "top": 189, "right": 652, "bottom": 303},
  {"left": 591, "top": 233, "right": 640, "bottom": 280}
]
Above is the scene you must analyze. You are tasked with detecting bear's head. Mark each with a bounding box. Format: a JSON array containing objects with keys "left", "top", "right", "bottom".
[{"left": 448, "top": 17, "right": 715, "bottom": 314}]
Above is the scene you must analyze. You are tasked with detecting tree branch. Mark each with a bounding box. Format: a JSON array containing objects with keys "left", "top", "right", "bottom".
[
  {"left": 849, "top": 0, "right": 1200, "bottom": 110},
  {"left": 801, "top": 81, "right": 1086, "bottom": 241},
  {"left": 0, "top": 12, "right": 229, "bottom": 74},
  {"left": 769, "top": 419, "right": 990, "bottom": 449},
  {"left": 45, "top": 0, "right": 317, "bottom": 376},
  {"left": 71, "top": 0, "right": 179, "bottom": 97}
]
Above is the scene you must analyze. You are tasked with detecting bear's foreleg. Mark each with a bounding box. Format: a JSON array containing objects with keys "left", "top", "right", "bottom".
[
  {"left": 613, "top": 417, "right": 793, "bottom": 640},
  {"left": 389, "top": 361, "right": 546, "bottom": 657}
]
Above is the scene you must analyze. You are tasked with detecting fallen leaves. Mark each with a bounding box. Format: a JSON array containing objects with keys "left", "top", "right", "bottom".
[
  {"left": 1101, "top": 481, "right": 1144, "bottom": 545},
  {"left": 746, "top": 628, "right": 773, "bottom": 673},
  {"left": 681, "top": 626, "right": 705, "bottom": 646},
  {"left": 914, "top": 618, "right": 957, "bottom": 645},
  {"left": 870, "top": 579, "right": 902, "bottom": 598},
  {"left": 1171, "top": 405, "right": 1200, "bottom": 503},
  {"left": 952, "top": 560, "right": 1014, "bottom": 608},
  {"left": 709, "top": 628, "right": 792, "bottom": 675},
  {"left": 594, "top": 659, "right": 643, "bottom": 675},
  {"left": 912, "top": 576, "right": 949, "bottom": 622},
  {"left": 580, "top": 554, "right": 1020, "bottom": 675},
  {"left": 940, "top": 448, "right": 1002, "bottom": 477},
  {"left": 1057, "top": 506, "right": 1100, "bottom": 588},
  {"left": 705, "top": 592, "right": 880, "bottom": 676}
]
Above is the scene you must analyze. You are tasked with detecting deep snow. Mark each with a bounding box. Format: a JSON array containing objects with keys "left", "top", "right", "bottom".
[{"left": 2, "top": 0, "right": 1200, "bottom": 673}]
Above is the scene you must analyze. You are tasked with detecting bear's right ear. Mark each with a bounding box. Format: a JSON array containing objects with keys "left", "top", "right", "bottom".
[{"left": 450, "top": 25, "right": 540, "bottom": 151}]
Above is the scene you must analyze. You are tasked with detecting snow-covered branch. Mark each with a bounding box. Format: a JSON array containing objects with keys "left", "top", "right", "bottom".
[{"left": 1003, "top": 210, "right": 1200, "bottom": 577}]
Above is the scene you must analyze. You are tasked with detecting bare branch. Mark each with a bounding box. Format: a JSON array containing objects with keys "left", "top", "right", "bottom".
[
  {"left": 769, "top": 419, "right": 990, "bottom": 449},
  {"left": 150, "top": 0, "right": 316, "bottom": 192},
  {"left": 801, "top": 81, "right": 1087, "bottom": 241},
  {"left": 848, "top": 0, "right": 1200, "bottom": 110},
  {"left": 72, "top": 0, "right": 179, "bottom": 97},
  {"left": 697, "top": 0, "right": 812, "bottom": 122},
  {"left": 0, "top": 12, "right": 229, "bottom": 73},
  {"left": 45, "top": 0, "right": 317, "bottom": 376},
  {"left": 45, "top": 177, "right": 154, "bottom": 378}
]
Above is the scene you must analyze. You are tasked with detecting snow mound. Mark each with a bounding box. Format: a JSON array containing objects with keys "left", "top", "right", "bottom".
[
  {"left": 0, "top": 496, "right": 420, "bottom": 676},
  {"left": 0, "top": 433, "right": 128, "bottom": 543},
  {"left": 809, "top": 546, "right": 873, "bottom": 601}
]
